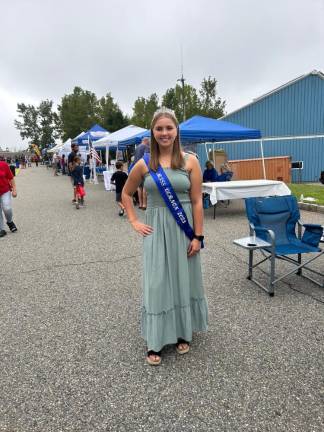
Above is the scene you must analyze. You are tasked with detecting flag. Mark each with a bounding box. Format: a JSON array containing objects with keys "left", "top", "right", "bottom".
[{"left": 89, "top": 147, "right": 102, "bottom": 164}]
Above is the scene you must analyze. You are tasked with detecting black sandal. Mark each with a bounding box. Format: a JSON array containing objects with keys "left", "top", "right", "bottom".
[
  {"left": 7, "top": 221, "right": 17, "bottom": 232},
  {"left": 147, "top": 350, "right": 162, "bottom": 366},
  {"left": 176, "top": 338, "right": 190, "bottom": 355}
]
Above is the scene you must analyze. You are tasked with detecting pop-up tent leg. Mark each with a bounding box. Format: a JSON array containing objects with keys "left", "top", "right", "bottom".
[{"left": 260, "top": 139, "right": 266, "bottom": 179}]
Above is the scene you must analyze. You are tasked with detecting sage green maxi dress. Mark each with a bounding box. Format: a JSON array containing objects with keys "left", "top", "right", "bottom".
[{"left": 142, "top": 157, "right": 208, "bottom": 352}]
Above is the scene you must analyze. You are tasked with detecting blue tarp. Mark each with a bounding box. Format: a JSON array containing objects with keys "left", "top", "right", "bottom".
[{"left": 118, "top": 115, "right": 261, "bottom": 147}]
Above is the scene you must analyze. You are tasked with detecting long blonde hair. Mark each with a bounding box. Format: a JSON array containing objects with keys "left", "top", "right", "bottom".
[{"left": 149, "top": 108, "right": 184, "bottom": 172}]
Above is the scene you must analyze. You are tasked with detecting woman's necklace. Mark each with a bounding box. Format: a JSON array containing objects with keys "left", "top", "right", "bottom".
[
  {"left": 159, "top": 147, "right": 173, "bottom": 167},
  {"left": 159, "top": 157, "right": 171, "bottom": 168}
]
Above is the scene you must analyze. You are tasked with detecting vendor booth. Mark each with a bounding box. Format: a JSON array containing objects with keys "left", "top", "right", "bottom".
[
  {"left": 94, "top": 125, "right": 147, "bottom": 190},
  {"left": 94, "top": 125, "right": 147, "bottom": 165},
  {"left": 72, "top": 125, "right": 110, "bottom": 184}
]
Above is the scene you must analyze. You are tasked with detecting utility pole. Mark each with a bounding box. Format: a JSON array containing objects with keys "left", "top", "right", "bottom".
[
  {"left": 177, "top": 74, "right": 186, "bottom": 122},
  {"left": 177, "top": 45, "right": 186, "bottom": 121}
]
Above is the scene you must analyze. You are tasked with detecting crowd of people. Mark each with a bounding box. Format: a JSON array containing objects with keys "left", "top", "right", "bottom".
[{"left": 48, "top": 135, "right": 235, "bottom": 218}]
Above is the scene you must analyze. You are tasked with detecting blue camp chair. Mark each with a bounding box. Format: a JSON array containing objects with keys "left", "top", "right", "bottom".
[{"left": 241, "top": 195, "right": 324, "bottom": 296}]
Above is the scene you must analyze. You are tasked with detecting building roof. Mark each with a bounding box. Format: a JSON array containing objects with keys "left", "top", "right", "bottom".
[{"left": 221, "top": 70, "right": 324, "bottom": 119}]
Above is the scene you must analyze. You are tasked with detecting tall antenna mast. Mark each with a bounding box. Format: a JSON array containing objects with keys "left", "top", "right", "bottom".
[{"left": 177, "top": 45, "right": 186, "bottom": 121}]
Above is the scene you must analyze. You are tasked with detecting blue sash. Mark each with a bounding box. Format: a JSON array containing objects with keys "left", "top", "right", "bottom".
[{"left": 143, "top": 154, "right": 204, "bottom": 248}]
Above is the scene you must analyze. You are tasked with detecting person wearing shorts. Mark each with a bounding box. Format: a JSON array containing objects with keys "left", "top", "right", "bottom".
[
  {"left": 111, "top": 161, "right": 128, "bottom": 216},
  {"left": 68, "top": 143, "right": 79, "bottom": 203}
]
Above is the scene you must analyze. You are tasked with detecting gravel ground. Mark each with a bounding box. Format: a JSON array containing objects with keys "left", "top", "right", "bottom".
[{"left": 0, "top": 166, "right": 323, "bottom": 432}]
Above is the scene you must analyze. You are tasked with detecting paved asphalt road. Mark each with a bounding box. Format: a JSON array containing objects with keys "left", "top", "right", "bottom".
[{"left": 1, "top": 166, "right": 324, "bottom": 432}]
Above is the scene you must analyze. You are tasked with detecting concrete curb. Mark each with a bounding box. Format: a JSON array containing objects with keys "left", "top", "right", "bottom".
[{"left": 298, "top": 202, "right": 324, "bottom": 213}]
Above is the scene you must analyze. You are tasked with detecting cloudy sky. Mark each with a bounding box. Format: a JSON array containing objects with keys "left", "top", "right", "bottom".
[{"left": 1, "top": 0, "right": 323, "bottom": 150}]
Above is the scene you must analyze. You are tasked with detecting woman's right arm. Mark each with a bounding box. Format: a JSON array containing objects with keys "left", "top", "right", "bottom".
[{"left": 122, "top": 161, "right": 153, "bottom": 237}]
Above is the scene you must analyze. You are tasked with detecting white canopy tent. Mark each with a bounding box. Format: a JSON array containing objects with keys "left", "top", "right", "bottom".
[
  {"left": 47, "top": 141, "right": 64, "bottom": 153},
  {"left": 58, "top": 138, "right": 72, "bottom": 158},
  {"left": 94, "top": 125, "right": 147, "bottom": 170}
]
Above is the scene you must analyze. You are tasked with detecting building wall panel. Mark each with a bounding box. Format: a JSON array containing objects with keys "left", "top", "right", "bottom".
[
  {"left": 229, "top": 156, "right": 291, "bottom": 183},
  {"left": 223, "top": 75, "right": 324, "bottom": 137}
]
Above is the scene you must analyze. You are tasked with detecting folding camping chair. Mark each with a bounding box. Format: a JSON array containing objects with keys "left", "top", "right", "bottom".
[{"left": 234, "top": 195, "right": 324, "bottom": 296}]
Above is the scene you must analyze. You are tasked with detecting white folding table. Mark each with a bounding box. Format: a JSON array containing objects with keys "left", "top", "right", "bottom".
[{"left": 202, "top": 179, "right": 291, "bottom": 219}]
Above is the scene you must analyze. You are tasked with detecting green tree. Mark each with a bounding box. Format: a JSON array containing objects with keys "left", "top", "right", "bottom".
[
  {"left": 161, "top": 77, "right": 226, "bottom": 121},
  {"left": 131, "top": 93, "right": 159, "bottom": 128},
  {"left": 199, "top": 76, "right": 226, "bottom": 118},
  {"left": 14, "top": 103, "right": 40, "bottom": 145},
  {"left": 38, "top": 100, "right": 60, "bottom": 147},
  {"left": 162, "top": 84, "right": 200, "bottom": 121},
  {"left": 97, "top": 93, "right": 129, "bottom": 132},
  {"left": 182, "top": 84, "right": 201, "bottom": 119},
  {"left": 58, "top": 87, "right": 99, "bottom": 141},
  {"left": 14, "top": 100, "right": 59, "bottom": 149},
  {"left": 161, "top": 87, "right": 181, "bottom": 119}
]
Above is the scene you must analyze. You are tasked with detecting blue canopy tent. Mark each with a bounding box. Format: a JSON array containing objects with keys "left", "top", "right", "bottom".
[
  {"left": 178, "top": 115, "right": 264, "bottom": 175},
  {"left": 75, "top": 124, "right": 110, "bottom": 146},
  {"left": 179, "top": 115, "right": 261, "bottom": 143}
]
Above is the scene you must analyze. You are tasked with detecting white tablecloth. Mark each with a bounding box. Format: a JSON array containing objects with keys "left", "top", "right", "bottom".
[{"left": 202, "top": 180, "right": 291, "bottom": 205}]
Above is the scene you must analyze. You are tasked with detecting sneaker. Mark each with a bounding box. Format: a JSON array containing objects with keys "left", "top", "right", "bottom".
[
  {"left": 118, "top": 209, "right": 124, "bottom": 216},
  {"left": 0, "top": 230, "right": 7, "bottom": 237},
  {"left": 7, "top": 221, "right": 17, "bottom": 232},
  {"left": 76, "top": 201, "right": 80, "bottom": 209}
]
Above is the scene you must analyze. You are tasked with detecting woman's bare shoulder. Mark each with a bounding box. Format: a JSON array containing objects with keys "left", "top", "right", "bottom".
[
  {"left": 183, "top": 152, "right": 199, "bottom": 171},
  {"left": 132, "top": 158, "right": 149, "bottom": 176}
]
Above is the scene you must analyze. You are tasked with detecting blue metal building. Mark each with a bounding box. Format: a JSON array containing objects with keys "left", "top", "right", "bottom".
[{"left": 197, "top": 70, "right": 324, "bottom": 182}]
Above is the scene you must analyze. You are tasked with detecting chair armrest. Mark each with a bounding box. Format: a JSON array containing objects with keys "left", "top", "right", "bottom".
[
  {"left": 300, "top": 224, "right": 323, "bottom": 247},
  {"left": 250, "top": 223, "right": 275, "bottom": 246},
  {"left": 302, "top": 223, "right": 323, "bottom": 230},
  {"left": 299, "top": 220, "right": 323, "bottom": 229}
]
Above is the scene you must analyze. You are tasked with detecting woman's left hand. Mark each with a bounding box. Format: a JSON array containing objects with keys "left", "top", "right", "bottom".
[
  {"left": 187, "top": 238, "right": 201, "bottom": 257},
  {"left": 12, "top": 190, "right": 17, "bottom": 198}
]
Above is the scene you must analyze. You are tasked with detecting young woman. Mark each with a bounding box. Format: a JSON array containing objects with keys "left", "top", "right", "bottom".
[{"left": 122, "top": 108, "right": 208, "bottom": 366}]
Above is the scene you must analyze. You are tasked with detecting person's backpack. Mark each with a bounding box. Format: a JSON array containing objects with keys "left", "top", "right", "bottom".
[{"left": 319, "top": 171, "right": 324, "bottom": 185}]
